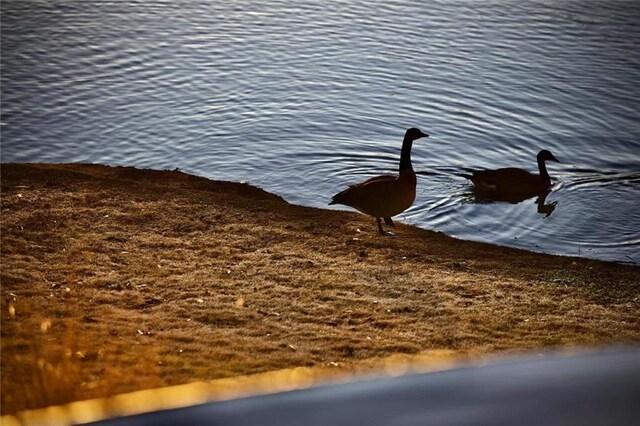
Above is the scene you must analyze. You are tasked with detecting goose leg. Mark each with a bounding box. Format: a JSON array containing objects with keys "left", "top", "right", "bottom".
[
  {"left": 376, "top": 217, "right": 394, "bottom": 236},
  {"left": 384, "top": 217, "right": 394, "bottom": 227}
]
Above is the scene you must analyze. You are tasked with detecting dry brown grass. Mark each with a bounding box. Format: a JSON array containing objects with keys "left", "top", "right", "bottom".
[{"left": 1, "top": 163, "right": 639, "bottom": 415}]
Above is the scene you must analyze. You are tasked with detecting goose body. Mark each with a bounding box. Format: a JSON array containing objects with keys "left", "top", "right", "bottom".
[
  {"left": 329, "top": 128, "right": 429, "bottom": 235},
  {"left": 464, "top": 149, "right": 559, "bottom": 197}
]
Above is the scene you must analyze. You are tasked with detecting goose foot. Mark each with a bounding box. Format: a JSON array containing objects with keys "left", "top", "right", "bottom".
[{"left": 376, "top": 218, "right": 395, "bottom": 236}]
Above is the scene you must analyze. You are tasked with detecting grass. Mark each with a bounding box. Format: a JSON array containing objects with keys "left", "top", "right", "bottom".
[{"left": 1, "top": 163, "right": 639, "bottom": 414}]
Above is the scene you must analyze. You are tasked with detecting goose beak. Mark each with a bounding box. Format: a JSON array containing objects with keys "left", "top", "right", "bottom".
[
  {"left": 420, "top": 131, "right": 430, "bottom": 139},
  {"left": 550, "top": 154, "right": 559, "bottom": 162}
]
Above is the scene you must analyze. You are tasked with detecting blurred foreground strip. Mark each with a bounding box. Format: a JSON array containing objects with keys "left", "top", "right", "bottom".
[{"left": 1, "top": 350, "right": 463, "bottom": 426}]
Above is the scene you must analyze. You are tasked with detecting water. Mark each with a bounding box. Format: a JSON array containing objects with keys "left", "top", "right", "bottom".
[{"left": 2, "top": 0, "right": 639, "bottom": 263}]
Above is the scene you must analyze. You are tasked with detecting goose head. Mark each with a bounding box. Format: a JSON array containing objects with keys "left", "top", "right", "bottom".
[
  {"left": 537, "top": 149, "right": 559, "bottom": 163},
  {"left": 405, "top": 128, "right": 429, "bottom": 141}
]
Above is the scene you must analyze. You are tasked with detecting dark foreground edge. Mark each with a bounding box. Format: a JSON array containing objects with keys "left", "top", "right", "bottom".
[{"left": 91, "top": 347, "right": 640, "bottom": 426}]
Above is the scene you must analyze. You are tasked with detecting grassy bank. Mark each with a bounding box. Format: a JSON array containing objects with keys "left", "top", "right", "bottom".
[{"left": 1, "top": 163, "right": 639, "bottom": 414}]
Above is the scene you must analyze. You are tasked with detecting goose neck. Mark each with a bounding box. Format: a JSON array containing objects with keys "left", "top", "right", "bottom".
[
  {"left": 399, "top": 136, "right": 414, "bottom": 175},
  {"left": 538, "top": 156, "right": 550, "bottom": 183}
]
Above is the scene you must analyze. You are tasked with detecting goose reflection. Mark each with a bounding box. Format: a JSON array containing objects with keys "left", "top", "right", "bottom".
[
  {"left": 468, "top": 189, "right": 558, "bottom": 217},
  {"left": 534, "top": 191, "right": 557, "bottom": 217}
]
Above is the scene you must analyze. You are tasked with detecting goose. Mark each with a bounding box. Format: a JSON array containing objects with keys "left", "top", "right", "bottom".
[
  {"left": 329, "top": 128, "right": 429, "bottom": 235},
  {"left": 463, "top": 149, "right": 559, "bottom": 196}
]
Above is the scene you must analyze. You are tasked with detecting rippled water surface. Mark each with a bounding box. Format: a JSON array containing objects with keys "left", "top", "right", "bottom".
[{"left": 2, "top": 0, "right": 639, "bottom": 263}]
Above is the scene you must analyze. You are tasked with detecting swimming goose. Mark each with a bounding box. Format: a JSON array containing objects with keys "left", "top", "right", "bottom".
[
  {"left": 463, "top": 149, "right": 559, "bottom": 196},
  {"left": 329, "top": 128, "right": 429, "bottom": 235}
]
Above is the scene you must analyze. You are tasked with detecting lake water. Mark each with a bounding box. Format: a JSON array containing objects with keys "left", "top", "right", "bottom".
[{"left": 2, "top": 0, "right": 639, "bottom": 263}]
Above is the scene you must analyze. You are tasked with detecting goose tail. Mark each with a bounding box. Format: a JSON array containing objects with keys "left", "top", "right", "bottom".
[
  {"left": 329, "top": 188, "right": 349, "bottom": 205},
  {"left": 328, "top": 194, "right": 341, "bottom": 205}
]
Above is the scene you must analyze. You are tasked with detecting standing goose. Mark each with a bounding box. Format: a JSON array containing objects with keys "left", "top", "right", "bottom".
[
  {"left": 463, "top": 149, "right": 559, "bottom": 196},
  {"left": 329, "top": 128, "right": 429, "bottom": 235}
]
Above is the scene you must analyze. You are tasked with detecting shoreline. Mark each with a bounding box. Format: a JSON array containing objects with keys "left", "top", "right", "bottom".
[{"left": 2, "top": 163, "right": 639, "bottom": 413}]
